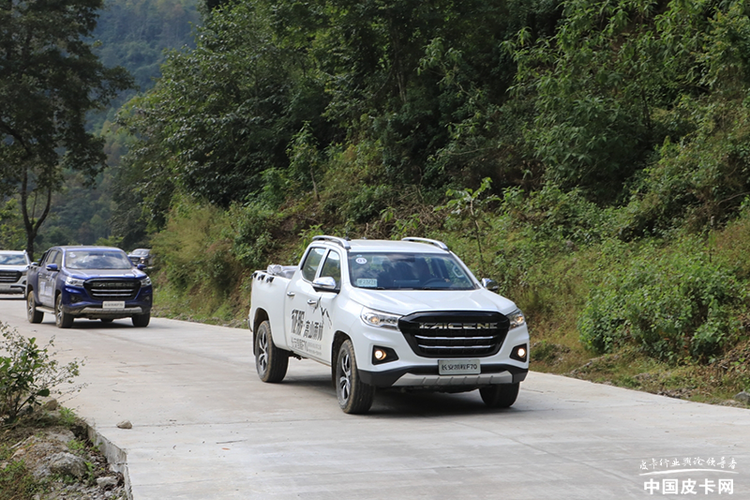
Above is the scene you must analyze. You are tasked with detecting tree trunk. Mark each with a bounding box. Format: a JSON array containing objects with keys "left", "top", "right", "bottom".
[{"left": 20, "top": 166, "right": 52, "bottom": 261}]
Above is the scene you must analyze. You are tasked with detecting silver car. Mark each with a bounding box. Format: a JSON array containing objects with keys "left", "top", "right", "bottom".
[{"left": 0, "top": 250, "right": 31, "bottom": 294}]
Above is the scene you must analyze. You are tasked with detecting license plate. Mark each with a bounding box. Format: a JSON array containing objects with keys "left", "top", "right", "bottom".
[
  {"left": 439, "top": 359, "right": 481, "bottom": 375},
  {"left": 102, "top": 301, "right": 125, "bottom": 310}
]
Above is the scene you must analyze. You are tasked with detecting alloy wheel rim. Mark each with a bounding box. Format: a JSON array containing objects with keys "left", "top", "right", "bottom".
[
  {"left": 55, "top": 297, "right": 62, "bottom": 326},
  {"left": 338, "top": 351, "right": 352, "bottom": 403},
  {"left": 257, "top": 331, "right": 269, "bottom": 374}
]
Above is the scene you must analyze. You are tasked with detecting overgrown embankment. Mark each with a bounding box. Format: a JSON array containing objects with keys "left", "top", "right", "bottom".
[
  {"left": 146, "top": 175, "right": 750, "bottom": 405},
  {"left": 115, "top": 1, "right": 750, "bottom": 405}
]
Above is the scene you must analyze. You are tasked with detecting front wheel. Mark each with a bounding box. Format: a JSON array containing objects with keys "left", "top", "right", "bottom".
[
  {"left": 255, "top": 320, "right": 288, "bottom": 383},
  {"left": 55, "top": 294, "right": 74, "bottom": 329},
  {"left": 479, "top": 383, "right": 519, "bottom": 408},
  {"left": 335, "top": 339, "right": 374, "bottom": 414},
  {"left": 27, "top": 291, "right": 43, "bottom": 324},
  {"left": 132, "top": 313, "right": 150, "bottom": 327}
]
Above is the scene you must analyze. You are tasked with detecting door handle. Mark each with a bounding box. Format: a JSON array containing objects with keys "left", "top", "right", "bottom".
[
  {"left": 307, "top": 299, "right": 318, "bottom": 305},
  {"left": 286, "top": 291, "right": 295, "bottom": 297}
]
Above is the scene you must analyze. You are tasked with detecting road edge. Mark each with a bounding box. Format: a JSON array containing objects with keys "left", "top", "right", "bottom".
[{"left": 85, "top": 422, "right": 132, "bottom": 500}]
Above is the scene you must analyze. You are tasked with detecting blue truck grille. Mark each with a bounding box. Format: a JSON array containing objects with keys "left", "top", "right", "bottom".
[{"left": 84, "top": 280, "right": 140, "bottom": 300}]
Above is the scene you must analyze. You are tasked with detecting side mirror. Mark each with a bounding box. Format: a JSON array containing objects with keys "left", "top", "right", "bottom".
[
  {"left": 137, "top": 264, "right": 147, "bottom": 270},
  {"left": 46, "top": 264, "right": 59, "bottom": 272},
  {"left": 481, "top": 278, "right": 499, "bottom": 292},
  {"left": 313, "top": 276, "right": 339, "bottom": 293}
]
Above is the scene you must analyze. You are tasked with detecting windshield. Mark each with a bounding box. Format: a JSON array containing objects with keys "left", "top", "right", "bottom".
[
  {"left": 348, "top": 252, "right": 476, "bottom": 290},
  {"left": 65, "top": 250, "right": 134, "bottom": 270},
  {"left": 0, "top": 254, "right": 28, "bottom": 266}
]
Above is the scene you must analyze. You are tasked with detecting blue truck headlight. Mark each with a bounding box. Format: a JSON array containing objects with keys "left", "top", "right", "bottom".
[
  {"left": 65, "top": 276, "right": 86, "bottom": 287},
  {"left": 140, "top": 276, "right": 152, "bottom": 286}
]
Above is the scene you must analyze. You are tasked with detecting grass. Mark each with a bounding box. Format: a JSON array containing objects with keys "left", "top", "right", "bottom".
[
  {"left": 0, "top": 406, "right": 121, "bottom": 500},
  {"left": 145, "top": 194, "right": 750, "bottom": 409}
]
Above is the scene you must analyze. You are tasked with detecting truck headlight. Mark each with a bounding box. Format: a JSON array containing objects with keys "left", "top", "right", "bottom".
[
  {"left": 140, "top": 276, "right": 152, "bottom": 286},
  {"left": 361, "top": 307, "right": 401, "bottom": 329},
  {"left": 507, "top": 308, "right": 526, "bottom": 329},
  {"left": 65, "top": 276, "right": 86, "bottom": 287}
]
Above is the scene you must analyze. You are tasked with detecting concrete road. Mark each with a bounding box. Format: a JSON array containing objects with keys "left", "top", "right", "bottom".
[{"left": 1, "top": 296, "right": 747, "bottom": 499}]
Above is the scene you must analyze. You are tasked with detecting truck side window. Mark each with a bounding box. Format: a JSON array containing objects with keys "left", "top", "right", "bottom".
[
  {"left": 43, "top": 250, "right": 58, "bottom": 267},
  {"left": 301, "top": 247, "right": 326, "bottom": 282},
  {"left": 53, "top": 251, "right": 63, "bottom": 268},
  {"left": 319, "top": 251, "right": 341, "bottom": 288}
]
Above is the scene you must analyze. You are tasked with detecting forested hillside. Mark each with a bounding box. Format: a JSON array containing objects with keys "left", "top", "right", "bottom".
[
  {"left": 112, "top": 0, "right": 750, "bottom": 402},
  {"left": 0, "top": 0, "right": 200, "bottom": 253},
  {"left": 4, "top": 0, "right": 748, "bottom": 402}
]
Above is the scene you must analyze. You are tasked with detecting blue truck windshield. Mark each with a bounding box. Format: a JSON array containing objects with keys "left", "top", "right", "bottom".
[{"left": 65, "top": 251, "right": 134, "bottom": 270}]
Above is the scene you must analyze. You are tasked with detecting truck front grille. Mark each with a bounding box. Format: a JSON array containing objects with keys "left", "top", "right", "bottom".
[
  {"left": 0, "top": 271, "right": 21, "bottom": 283},
  {"left": 84, "top": 280, "right": 140, "bottom": 300},
  {"left": 398, "top": 311, "right": 510, "bottom": 358}
]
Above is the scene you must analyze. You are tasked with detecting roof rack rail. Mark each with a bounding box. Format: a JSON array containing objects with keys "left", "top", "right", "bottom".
[
  {"left": 312, "top": 235, "right": 351, "bottom": 250},
  {"left": 401, "top": 237, "right": 449, "bottom": 251}
]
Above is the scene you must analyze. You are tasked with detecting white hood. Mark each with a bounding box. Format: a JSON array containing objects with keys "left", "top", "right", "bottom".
[{"left": 348, "top": 288, "right": 518, "bottom": 316}]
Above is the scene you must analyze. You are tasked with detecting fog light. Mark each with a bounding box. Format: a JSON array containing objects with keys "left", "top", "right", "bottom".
[
  {"left": 372, "top": 346, "right": 399, "bottom": 365},
  {"left": 510, "top": 344, "right": 528, "bottom": 362}
]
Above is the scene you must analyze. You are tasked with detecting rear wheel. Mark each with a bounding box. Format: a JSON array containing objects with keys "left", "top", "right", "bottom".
[
  {"left": 27, "top": 291, "right": 43, "bottom": 324},
  {"left": 255, "top": 320, "right": 288, "bottom": 383},
  {"left": 55, "top": 294, "right": 73, "bottom": 329},
  {"left": 336, "top": 340, "right": 374, "bottom": 414},
  {"left": 479, "top": 383, "right": 519, "bottom": 408},
  {"left": 132, "top": 313, "right": 150, "bottom": 327}
]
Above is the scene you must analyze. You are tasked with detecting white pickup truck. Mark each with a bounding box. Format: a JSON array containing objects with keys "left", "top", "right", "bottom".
[{"left": 248, "top": 236, "right": 529, "bottom": 414}]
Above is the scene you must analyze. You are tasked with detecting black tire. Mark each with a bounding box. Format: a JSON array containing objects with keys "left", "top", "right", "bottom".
[
  {"left": 55, "top": 294, "right": 74, "bottom": 329},
  {"left": 27, "top": 290, "right": 43, "bottom": 324},
  {"left": 335, "top": 339, "right": 374, "bottom": 414},
  {"left": 479, "top": 383, "right": 519, "bottom": 408},
  {"left": 132, "top": 313, "right": 150, "bottom": 327},
  {"left": 255, "top": 320, "right": 288, "bottom": 383}
]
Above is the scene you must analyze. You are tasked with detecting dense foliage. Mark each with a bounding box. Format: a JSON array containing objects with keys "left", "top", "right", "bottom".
[
  {"left": 0, "top": 0, "right": 133, "bottom": 258},
  {"left": 115, "top": 0, "right": 750, "bottom": 378},
  {"left": 3, "top": 0, "right": 750, "bottom": 396}
]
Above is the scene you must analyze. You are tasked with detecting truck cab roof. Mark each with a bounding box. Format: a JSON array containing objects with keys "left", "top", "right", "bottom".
[{"left": 311, "top": 236, "right": 450, "bottom": 254}]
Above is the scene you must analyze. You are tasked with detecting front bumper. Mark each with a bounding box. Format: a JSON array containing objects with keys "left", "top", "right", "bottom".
[
  {"left": 0, "top": 284, "right": 26, "bottom": 294},
  {"left": 68, "top": 305, "right": 148, "bottom": 318},
  {"left": 348, "top": 318, "right": 530, "bottom": 390},
  {"left": 360, "top": 363, "right": 528, "bottom": 388},
  {"left": 62, "top": 284, "right": 153, "bottom": 319}
]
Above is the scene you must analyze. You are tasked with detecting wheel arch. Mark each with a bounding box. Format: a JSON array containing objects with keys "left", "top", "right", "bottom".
[
  {"left": 330, "top": 330, "right": 350, "bottom": 386},
  {"left": 252, "top": 308, "right": 269, "bottom": 355}
]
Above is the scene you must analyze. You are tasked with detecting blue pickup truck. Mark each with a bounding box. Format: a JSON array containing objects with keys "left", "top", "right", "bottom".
[{"left": 26, "top": 246, "right": 153, "bottom": 328}]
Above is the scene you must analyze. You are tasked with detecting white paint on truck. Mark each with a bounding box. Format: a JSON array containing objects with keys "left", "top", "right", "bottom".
[{"left": 248, "top": 236, "right": 529, "bottom": 413}]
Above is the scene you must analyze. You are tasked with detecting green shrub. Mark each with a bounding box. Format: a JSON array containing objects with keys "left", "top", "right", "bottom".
[
  {"left": 0, "top": 324, "right": 82, "bottom": 424},
  {"left": 579, "top": 238, "right": 745, "bottom": 363},
  {"left": 227, "top": 201, "right": 278, "bottom": 271}
]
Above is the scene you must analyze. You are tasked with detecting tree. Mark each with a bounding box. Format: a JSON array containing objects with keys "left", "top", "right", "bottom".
[
  {"left": 0, "top": 0, "right": 132, "bottom": 259},
  {"left": 511, "top": 0, "right": 750, "bottom": 206}
]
